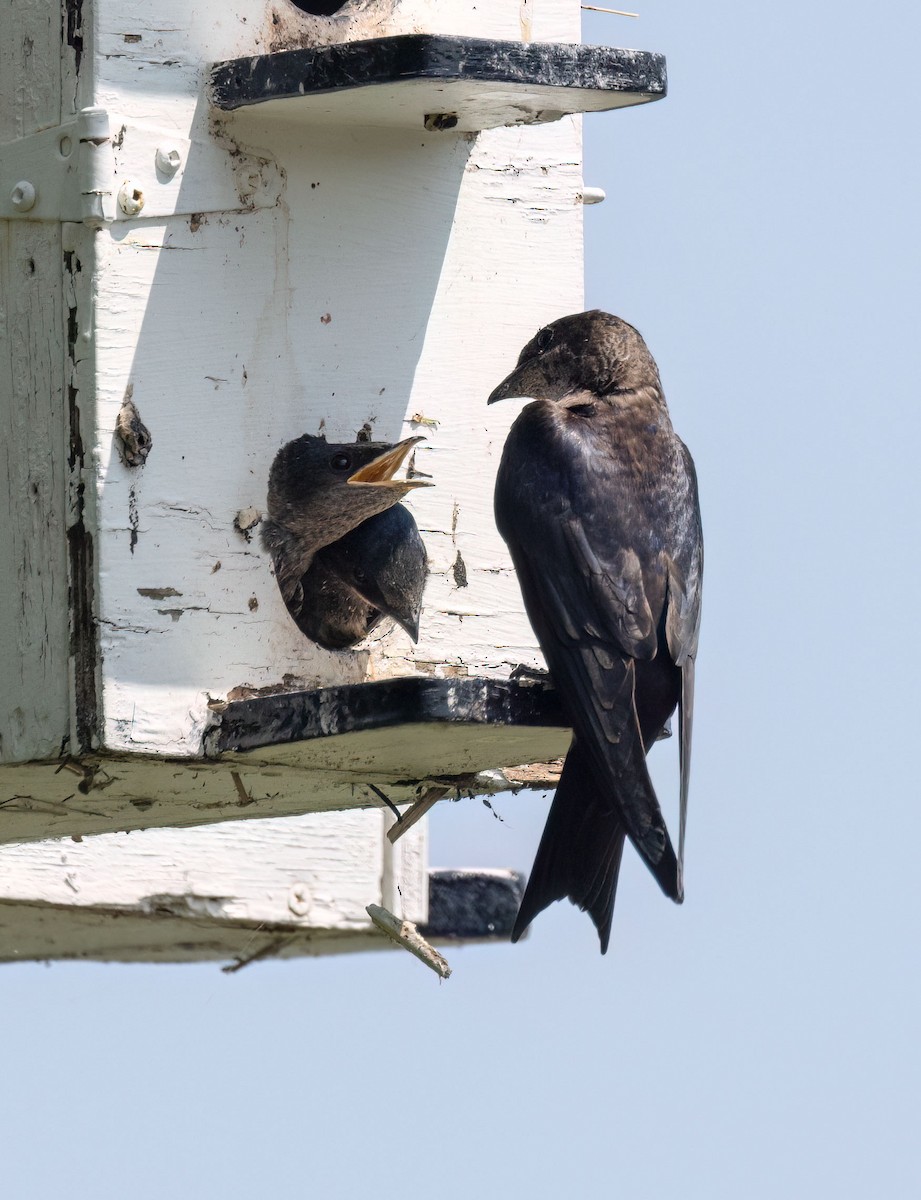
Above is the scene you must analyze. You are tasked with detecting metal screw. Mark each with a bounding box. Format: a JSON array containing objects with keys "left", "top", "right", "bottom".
[
  {"left": 11, "top": 181, "right": 37, "bottom": 212},
  {"left": 581, "top": 187, "right": 607, "bottom": 205},
  {"left": 288, "top": 883, "right": 312, "bottom": 917},
  {"left": 155, "top": 145, "right": 182, "bottom": 176},
  {"left": 117, "top": 181, "right": 145, "bottom": 216}
]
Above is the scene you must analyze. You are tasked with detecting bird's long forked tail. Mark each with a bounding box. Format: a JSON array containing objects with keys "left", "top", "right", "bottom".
[{"left": 511, "top": 740, "right": 627, "bottom": 954}]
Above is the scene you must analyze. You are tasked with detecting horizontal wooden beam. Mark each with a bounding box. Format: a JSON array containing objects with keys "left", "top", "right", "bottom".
[{"left": 1, "top": 677, "right": 567, "bottom": 846}]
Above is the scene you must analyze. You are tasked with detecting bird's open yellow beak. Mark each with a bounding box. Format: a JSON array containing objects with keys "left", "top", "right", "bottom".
[{"left": 347, "top": 437, "right": 432, "bottom": 488}]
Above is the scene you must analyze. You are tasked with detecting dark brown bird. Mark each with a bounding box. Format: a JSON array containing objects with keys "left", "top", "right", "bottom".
[
  {"left": 262, "top": 434, "right": 430, "bottom": 648},
  {"left": 297, "top": 504, "right": 428, "bottom": 649},
  {"left": 488, "top": 311, "right": 702, "bottom": 953}
]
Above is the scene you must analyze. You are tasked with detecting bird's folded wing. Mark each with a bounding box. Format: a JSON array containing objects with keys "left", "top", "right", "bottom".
[
  {"left": 512, "top": 553, "right": 680, "bottom": 895},
  {"left": 664, "top": 534, "right": 703, "bottom": 877}
]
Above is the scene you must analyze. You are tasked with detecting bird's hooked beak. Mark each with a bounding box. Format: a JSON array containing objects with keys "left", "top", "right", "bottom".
[
  {"left": 396, "top": 610, "right": 421, "bottom": 643},
  {"left": 347, "top": 436, "right": 432, "bottom": 489},
  {"left": 487, "top": 359, "right": 544, "bottom": 405}
]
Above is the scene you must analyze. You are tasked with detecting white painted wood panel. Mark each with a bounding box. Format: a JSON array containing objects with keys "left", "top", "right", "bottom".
[
  {"left": 0, "top": 0, "right": 609, "bottom": 962},
  {"left": 77, "top": 0, "right": 585, "bottom": 758},
  {"left": 0, "top": 808, "right": 429, "bottom": 964},
  {"left": 0, "top": 1, "right": 74, "bottom": 764}
]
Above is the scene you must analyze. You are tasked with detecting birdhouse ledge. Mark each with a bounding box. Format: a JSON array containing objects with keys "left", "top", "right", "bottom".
[{"left": 209, "top": 34, "right": 667, "bottom": 131}]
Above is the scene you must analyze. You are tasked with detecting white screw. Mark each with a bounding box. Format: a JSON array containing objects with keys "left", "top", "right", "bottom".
[
  {"left": 581, "top": 186, "right": 607, "bottom": 206},
  {"left": 155, "top": 145, "right": 182, "bottom": 176},
  {"left": 11, "top": 181, "right": 37, "bottom": 212},
  {"left": 288, "top": 883, "right": 312, "bottom": 917},
  {"left": 118, "top": 181, "right": 145, "bottom": 216}
]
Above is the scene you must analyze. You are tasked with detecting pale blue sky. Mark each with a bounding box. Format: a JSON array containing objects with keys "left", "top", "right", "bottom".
[{"left": 4, "top": 3, "right": 920, "bottom": 1196}]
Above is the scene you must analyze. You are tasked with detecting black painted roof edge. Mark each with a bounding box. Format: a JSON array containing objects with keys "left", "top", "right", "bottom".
[
  {"left": 422, "top": 869, "right": 525, "bottom": 941},
  {"left": 210, "top": 34, "right": 666, "bottom": 112},
  {"left": 205, "top": 675, "right": 568, "bottom": 756}
]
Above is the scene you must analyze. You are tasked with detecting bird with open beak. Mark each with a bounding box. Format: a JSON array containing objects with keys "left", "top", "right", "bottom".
[
  {"left": 262, "top": 434, "right": 430, "bottom": 649},
  {"left": 488, "top": 310, "right": 703, "bottom": 953}
]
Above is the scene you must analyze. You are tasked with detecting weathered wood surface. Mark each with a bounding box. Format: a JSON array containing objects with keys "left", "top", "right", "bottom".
[
  {"left": 0, "top": 2, "right": 72, "bottom": 764},
  {"left": 77, "top": 0, "right": 586, "bottom": 762},
  {"left": 0, "top": 811, "right": 529, "bottom": 965},
  {"left": 0, "top": 808, "right": 429, "bottom": 964},
  {"left": 0, "top": 738, "right": 566, "bottom": 847}
]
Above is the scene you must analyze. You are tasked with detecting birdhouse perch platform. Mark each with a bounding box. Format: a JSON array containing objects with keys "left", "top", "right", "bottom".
[{"left": 210, "top": 34, "right": 666, "bottom": 131}]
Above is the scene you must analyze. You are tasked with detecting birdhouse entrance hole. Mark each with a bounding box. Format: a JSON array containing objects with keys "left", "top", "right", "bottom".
[{"left": 290, "top": 1, "right": 350, "bottom": 15}]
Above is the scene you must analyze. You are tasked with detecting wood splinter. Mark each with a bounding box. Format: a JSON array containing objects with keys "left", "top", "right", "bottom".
[
  {"left": 387, "top": 785, "right": 451, "bottom": 844},
  {"left": 366, "top": 903, "right": 451, "bottom": 979},
  {"left": 581, "top": 4, "right": 639, "bottom": 15}
]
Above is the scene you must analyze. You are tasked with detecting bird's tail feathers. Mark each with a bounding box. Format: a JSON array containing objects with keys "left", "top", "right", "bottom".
[{"left": 512, "top": 743, "right": 626, "bottom": 954}]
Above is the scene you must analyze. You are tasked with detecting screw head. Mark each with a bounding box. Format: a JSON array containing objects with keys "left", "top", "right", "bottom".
[
  {"left": 287, "top": 883, "right": 312, "bottom": 917},
  {"left": 117, "top": 181, "right": 145, "bottom": 217},
  {"left": 581, "top": 186, "right": 607, "bottom": 206},
  {"left": 155, "top": 145, "right": 182, "bottom": 176},
  {"left": 11, "top": 181, "right": 37, "bottom": 212}
]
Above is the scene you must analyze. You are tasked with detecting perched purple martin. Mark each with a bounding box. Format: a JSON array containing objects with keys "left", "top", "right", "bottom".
[
  {"left": 488, "top": 311, "right": 703, "bottom": 953},
  {"left": 262, "top": 434, "right": 430, "bottom": 649}
]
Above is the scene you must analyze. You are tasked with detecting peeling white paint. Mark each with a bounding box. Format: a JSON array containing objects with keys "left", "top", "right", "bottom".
[
  {"left": 0, "top": 809, "right": 429, "bottom": 962},
  {"left": 72, "top": 0, "right": 586, "bottom": 758},
  {"left": 0, "top": 0, "right": 594, "bottom": 962}
]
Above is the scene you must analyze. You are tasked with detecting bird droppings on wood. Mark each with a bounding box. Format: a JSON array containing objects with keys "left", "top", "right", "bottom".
[
  {"left": 452, "top": 551, "right": 468, "bottom": 588},
  {"left": 234, "top": 507, "right": 262, "bottom": 540},
  {"left": 409, "top": 412, "right": 440, "bottom": 429},
  {"left": 424, "top": 112, "right": 459, "bottom": 132},
  {"left": 115, "top": 390, "right": 153, "bottom": 467}
]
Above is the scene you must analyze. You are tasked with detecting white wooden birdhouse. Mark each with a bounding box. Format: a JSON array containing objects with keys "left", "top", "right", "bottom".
[{"left": 0, "top": 0, "right": 666, "bottom": 963}]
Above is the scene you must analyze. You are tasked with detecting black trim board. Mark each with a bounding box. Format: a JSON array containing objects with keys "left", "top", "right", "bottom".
[
  {"left": 423, "top": 869, "right": 525, "bottom": 941},
  {"left": 206, "top": 675, "right": 567, "bottom": 757},
  {"left": 210, "top": 34, "right": 666, "bottom": 127}
]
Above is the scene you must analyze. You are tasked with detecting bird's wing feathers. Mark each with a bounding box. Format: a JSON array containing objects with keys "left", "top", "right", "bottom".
[
  {"left": 497, "top": 409, "right": 686, "bottom": 895},
  {"left": 511, "top": 548, "right": 681, "bottom": 896},
  {"left": 664, "top": 532, "right": 703, "bottom": 879},
  {"left": 561, "top": 521, "right": 658, "bottom": 656}
]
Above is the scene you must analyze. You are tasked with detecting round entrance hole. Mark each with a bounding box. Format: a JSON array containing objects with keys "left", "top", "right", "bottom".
[{"left": 290, "top": 1, "right": 349, "bottom": 14}]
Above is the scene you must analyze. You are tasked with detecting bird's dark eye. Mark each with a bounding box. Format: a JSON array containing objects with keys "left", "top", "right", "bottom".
[
  {"left": 535, "top": 326, "right": 554, "bottom": 352},
  {"left": 330, "top": 453, "right": 351, "bottom": 471}
]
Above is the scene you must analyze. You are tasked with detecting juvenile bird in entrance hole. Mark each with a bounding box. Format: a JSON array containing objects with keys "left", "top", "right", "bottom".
[
  {"left": 299, "top": 504, "right": 428, "bottom": 649},
  {"left": 488, "top": 311, "right": 703, "bottom": 953},
  {"left": 262, "top": 434, "right": 430, "bottom": 650}
]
